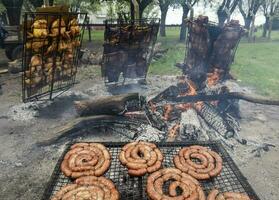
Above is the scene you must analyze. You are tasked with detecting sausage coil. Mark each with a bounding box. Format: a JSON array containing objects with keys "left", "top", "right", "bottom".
[
  {"left": 207, "top": 189, "right": 250, "bottom": 200},
  {"left": 174, "top": 145, "right": 223, "bottom": 180},
  {"left": 146, "top": 168, "right": 206, "bottom": 200},
  {"left": 51, "top": 176, "right": 119, "bottom": 200},
  {"left": 61, "top": 143, "right": 111, "bottom": 178},
  {"left": 119, "top": 141, "right": 163, "bottom": 176}
]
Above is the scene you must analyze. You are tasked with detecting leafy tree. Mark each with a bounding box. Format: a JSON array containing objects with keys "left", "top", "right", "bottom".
[
  {"left": 217, "top": 0, "right": 240, "bottom": 27},
  {"left": 238, "top": 0, "right": 263, "bottom": 30},
  {"left": 104, "top": 0, "right": 153, "bottom": 20},
  {"left": 142, "top": 2, "right": 159, "bottom": 19},
  {"left": 54, "top": 0, "right": 101, "bottom": 12},
  {"left": 0, "top": 1, "right": 7, "bottom": 24},
  {"left": 158, "top": 0, "right": 176, "bottom": 37},
  {"left": 1, "top": 0, "right": 23, "bottom": 25},
  {"left": 177, "top": 0, "right": 199, "bottom": 41},
  {"left": 129, "top": 0, "right": 153, "bottom": 20},
  {"left": 106, "top": 0, "right": 130, "bottom": 19},
  {"left": 261, "top": 0, "right": 279, "bottom": 38},
  {"left": 29, "top": 0, "right": 54, "bottom": 7}
]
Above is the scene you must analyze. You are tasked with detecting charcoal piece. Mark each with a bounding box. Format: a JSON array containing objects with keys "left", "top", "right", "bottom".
[
  {"left": 125, "top": 98, "right": 142, "bottom": 112},
  {"left": 150, "top": 86, "right": 180, "bottom": 103}
]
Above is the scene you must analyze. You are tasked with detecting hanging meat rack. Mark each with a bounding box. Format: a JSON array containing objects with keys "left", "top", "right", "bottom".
[
  {"left": 101, "top": 18, "right": 160, "bottom": 85},
  {"left": 22, "top": 8, "right": 87, "bottom": 102}
]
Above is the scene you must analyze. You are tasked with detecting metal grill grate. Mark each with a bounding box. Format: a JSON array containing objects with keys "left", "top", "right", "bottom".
[{"left": 42, "top": 141, "right": 260, "bottom": 200}]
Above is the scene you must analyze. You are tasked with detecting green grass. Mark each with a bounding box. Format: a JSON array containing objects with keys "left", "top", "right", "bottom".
[
  {"left": 231, "top": 42, "right": 279, "bottom": 97},
  {"left": 150, "top": 28, "right": 279, "bottom": 98},
  {"left": 82, "top": 27, "right": 279, "bottom": 98},
  {"left": 83, "top": 29, "right": 104, "bottom": 46},
  {"left": 149, "top": 28, "right": 184, "bottom": 75}
]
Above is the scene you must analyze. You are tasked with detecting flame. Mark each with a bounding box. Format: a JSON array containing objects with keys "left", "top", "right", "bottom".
[
  {"left": 168, "top": 123, "right": 180, "bottom": 141},
  {"left": 175, "top": 103, "right": 192, "bottom": 111},
  {"left": 177, "top": 76, "right": 197, "bottom": 97},
  {"left": 162, "top": 104, "right": 173, "bottom": 121},
  {"left": 206, "top": 68, "right": 222, "bottom": 87},
  {"left": 176, "top": 77, "right": 204, "bottom": 112}
]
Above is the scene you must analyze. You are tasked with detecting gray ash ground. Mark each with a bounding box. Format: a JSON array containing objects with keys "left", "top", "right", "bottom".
[{"left": 0, "top": 57, "right": 279, "bottom": 199}]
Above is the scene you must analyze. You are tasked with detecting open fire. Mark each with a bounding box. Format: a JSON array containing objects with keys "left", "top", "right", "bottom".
[{"left": 55, "top": 15, "right": 277, "bottom": 154}]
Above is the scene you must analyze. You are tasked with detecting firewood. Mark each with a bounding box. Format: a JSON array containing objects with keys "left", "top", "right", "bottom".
[
  {"left": 37, "top": 115, "right": 142, "bottom": 146},
  {"left": 164, "top": 92, "right": 279, "bottom": 106},
  {"left": 74, "top": 93, "right": 140, "bottom": 117}
]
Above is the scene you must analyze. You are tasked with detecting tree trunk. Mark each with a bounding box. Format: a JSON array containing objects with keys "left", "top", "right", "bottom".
[
  {"left": 0, "top": 13, "right": 8, "bottom": 25},
  {"left": 217, "top": 11, "right": 227, "bottom": 27},
  {"left": 248, "top": 15, "right": 255, "bottom": 42},
  {"left": 2, "top": 0, "right": 23, "bottom": 26},
  {"left": 262, "top": 16, "right": 269, "bottom": 37},
  {"left": 160, "top": 7, "right": 168, "bottom": 37},
  {"left": 139, "top": 6, "right": 144, "bottom": 20},
  {"left": 244, "top": 16, "right": 252, "bottom": 30},
  {"left": 130, "top": 1, "right": 135, "bottom": 21},
  {"left": 268, "top": 17, "right": 273, "bottom": 40},
  {"left": 179, "top": 6, "right": 189, "bottom": 42}
]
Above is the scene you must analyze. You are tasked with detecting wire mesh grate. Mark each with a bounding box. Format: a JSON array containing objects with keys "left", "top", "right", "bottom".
[
  {"left": 42, "top": 141, "right": 260, "bottom": 200},
  {"left": 22, "top": 11, "right": 87, "bottom": 102}
]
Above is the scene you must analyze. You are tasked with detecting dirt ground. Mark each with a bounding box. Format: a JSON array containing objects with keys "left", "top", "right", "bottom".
[{"left": 0, "top": 50, "right": 278, "bottom": 200}]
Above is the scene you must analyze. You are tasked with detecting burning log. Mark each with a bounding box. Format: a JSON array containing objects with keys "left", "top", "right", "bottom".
[
  {"left": 179, "top": 109, "right": 209, "bottom": 141},
  {"left": 164, "top": 92, "right": 279, "bottom": 106},
  {"left": 74, "top": 93, "right": 141, "bottom": 117},
  {"left": 143, "top": 101, "right": 168, "bottom": 132}
]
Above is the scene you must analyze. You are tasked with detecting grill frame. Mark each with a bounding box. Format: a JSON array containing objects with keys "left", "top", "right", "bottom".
[{"left": 42, "top": 141, "right": 260, "bottom": 200}]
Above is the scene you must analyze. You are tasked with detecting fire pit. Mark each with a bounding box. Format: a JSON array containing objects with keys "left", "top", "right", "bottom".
[{"left": 42, "top": 141, "right": 260, "bottom": 200}]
